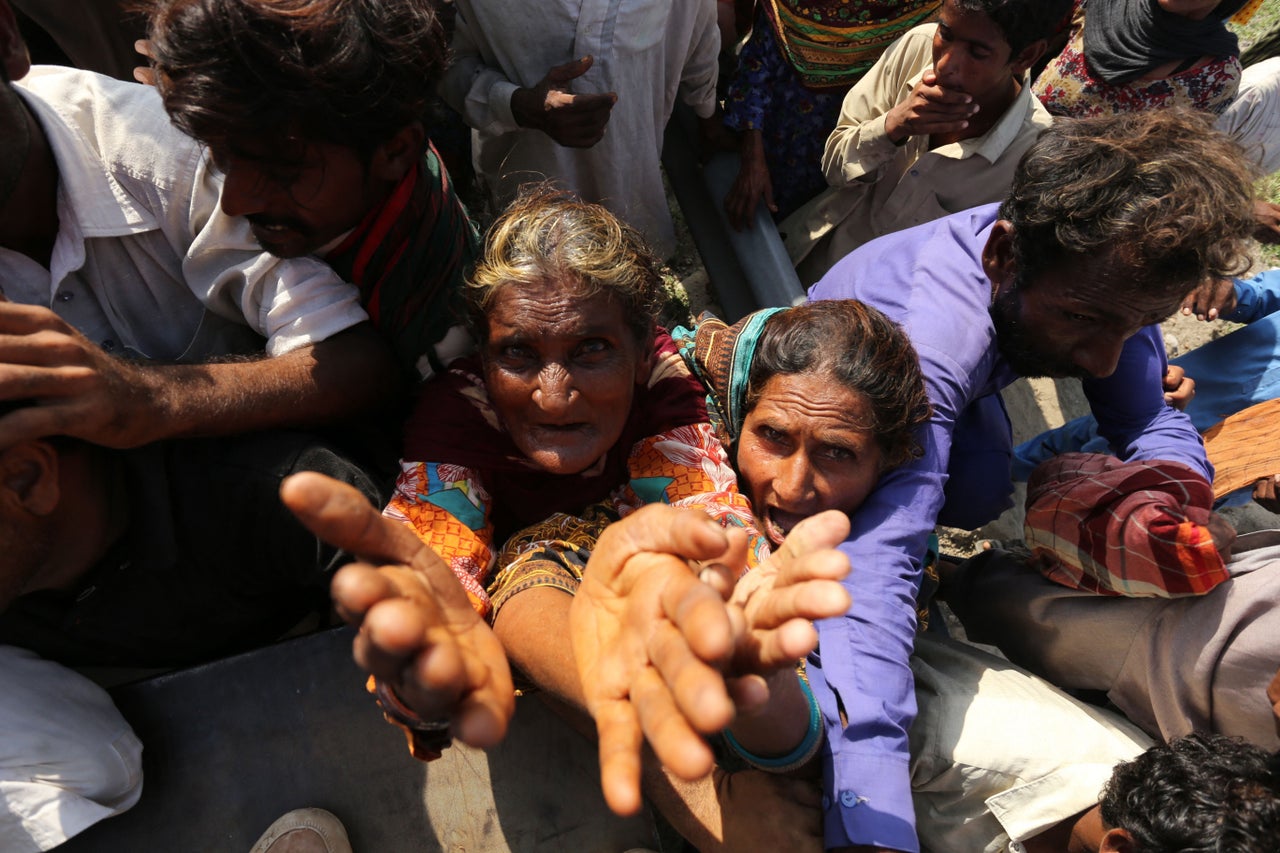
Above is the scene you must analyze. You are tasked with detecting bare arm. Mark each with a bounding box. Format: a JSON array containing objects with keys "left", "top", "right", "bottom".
[
  {"left": 643, "top": 763, "right": 824, "bottom": 853},
  {"left": 0, "top": 301, "right": 398, "bottom": 447}
]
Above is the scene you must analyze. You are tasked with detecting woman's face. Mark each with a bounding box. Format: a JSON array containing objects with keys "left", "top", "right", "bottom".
[
  {"left": 482, "top": 278, "right": 651, "bottom": 476},
  {"left": 736, "top": 372, "right": 884, "bottom": 546}
]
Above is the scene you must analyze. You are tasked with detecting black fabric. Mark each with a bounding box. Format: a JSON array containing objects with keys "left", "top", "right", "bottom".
[
  {"left": 0, "top": 431, "right": 383, "bottom": 667},
  {"left": 1083, "top": 0, "right": 1244, "bottom": 84}
]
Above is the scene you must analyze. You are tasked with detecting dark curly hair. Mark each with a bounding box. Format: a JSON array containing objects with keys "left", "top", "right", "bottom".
[
  {"left": 954, "top": 0, "right": 1074, "bottom": 56},
  {"left": 465, "top": 185, "right": 663, "bottom": 347},
  {"left": 745, "top": 300, "right": 931, "bottom": 471},
  {"left": 1101, "top": 733, "right": 1280, "bottom": 852},
  {"left": 1000, "top": 109, "right": 1256, "bottom": 300},
  {"left": 145, "top": 0, "right": 445, "bottom": 160}
]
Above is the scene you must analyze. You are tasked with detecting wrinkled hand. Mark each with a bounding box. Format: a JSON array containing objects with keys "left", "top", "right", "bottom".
[
  {"left": 727, "top": 510, "right": 851, "bottom": 692},
  {"left": 1253, "top": 475, "right": 1280, "bottom": 514},
  {"left": 1162, "top": 364, "right": 1195, "bottom": 411},
  {"left": 1206, "top": 511, "right": 1237, "bottom": 563},
  {"left": 280, "top": 472, "right": 514, "bottom": 749},
  {"left": 1180, "top": 277, "right": 1237, "bottom": 321},
  {"left": 724, "top": 129, "right": 776, "bottom": 231},
  {"left": 571, "top": 504, "right": 748, "bottom": 816},
  {"left": 0, "top": 300, "right": 159, "bottom": 449},
  {"left": 883, "top": 71, "right": 977, "bottom": 143},
  {"left": 510, "top": 55, "right": 616, "bottom": 148},
  {"left": 1253, "top": 199, "right": 1280, "bottom": 245}
]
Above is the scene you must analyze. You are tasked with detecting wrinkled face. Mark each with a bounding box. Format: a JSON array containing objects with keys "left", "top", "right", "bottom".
[
  {"left": 932, "top": 0, "right": 1022, "bottom": 107},
  {"left": 736, "top": 372, "right": 883, "bottom": 546},
  {"left": 210, "top": 137, "right": 382, "bottom": 258},
  {"left": 991, "top": 262, "right": 1185, "bottom": 380},
  {"left": 482, "top": 279, "right": 651, "bottom": 476}
]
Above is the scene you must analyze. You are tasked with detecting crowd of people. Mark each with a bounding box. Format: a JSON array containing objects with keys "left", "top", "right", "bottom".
[{"left": 1, "top": 0, "right": 1279, "bottom": 852}]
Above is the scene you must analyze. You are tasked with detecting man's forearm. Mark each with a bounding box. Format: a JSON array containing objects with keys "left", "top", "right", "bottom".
[{"left": 127, "top": 321, "right": 399, "bottom": 444}]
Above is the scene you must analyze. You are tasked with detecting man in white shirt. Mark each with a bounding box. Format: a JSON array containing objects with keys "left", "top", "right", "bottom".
[
  {"left": 441, "top": 0, "right": 721, "bottom": 260},
  {"left": 0, "top": 0, "right": 398, "bottom": 452},
  {"left": 0, "top": 3, "right": 398, "bottom": 847}
]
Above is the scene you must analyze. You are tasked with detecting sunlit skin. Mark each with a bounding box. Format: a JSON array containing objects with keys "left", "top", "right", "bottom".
[
  {"left": 735, "top": 372, "right": 883, "bottom": 545},
  {"left": 984, "top": 221, "right": 1186, "bottom": 379},
  {"left": 481, "top": 279, "right": 652, "bottom": 476}
]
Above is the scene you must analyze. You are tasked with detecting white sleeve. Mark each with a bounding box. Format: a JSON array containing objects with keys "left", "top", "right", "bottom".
[{"left": 178, "top": 150, "right": 368, "bottom": 357}]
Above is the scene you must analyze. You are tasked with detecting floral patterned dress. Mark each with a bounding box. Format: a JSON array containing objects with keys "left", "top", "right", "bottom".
[
  {"left": 386, "top": 330, "right": 768, "bottom": 618},
  {"left": 1033, "top": 0, "right": 1242, "bottom": 118}
]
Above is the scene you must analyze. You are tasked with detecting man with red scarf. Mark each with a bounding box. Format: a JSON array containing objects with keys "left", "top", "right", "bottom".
[{"left": 146, "top": 0, "right": 481, "bottom": 384}]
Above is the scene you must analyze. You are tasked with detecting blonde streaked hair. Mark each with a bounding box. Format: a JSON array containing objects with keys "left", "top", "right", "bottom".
[{"left": 466, "top": 185, "right": 663, "bottom": 344}]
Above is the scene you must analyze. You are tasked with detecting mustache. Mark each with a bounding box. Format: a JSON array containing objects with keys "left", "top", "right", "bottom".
[{"left": 246, "top": 214, "right": 310, "bottom": 234}]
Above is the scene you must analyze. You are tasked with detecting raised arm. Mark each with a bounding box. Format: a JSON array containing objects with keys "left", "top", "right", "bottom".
[{"left": 0, "top": 303, "right": 397, "bottom": 447}]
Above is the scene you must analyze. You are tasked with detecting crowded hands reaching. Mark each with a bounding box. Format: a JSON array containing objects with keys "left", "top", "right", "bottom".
[{"left": 571, "top": 504, "right": 852, "bottom": 816}]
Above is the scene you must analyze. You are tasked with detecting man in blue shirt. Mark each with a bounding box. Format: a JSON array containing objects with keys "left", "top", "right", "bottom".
[{"left": 806, "top": 108, "right": 1256, "bottom": 852}]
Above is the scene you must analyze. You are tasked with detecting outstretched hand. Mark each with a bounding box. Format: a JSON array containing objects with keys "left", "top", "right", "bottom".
[
  {"left": 571, "top": 504, "right": 747, "bottom": 816},
  {"left": 728, "top": 510, "right": 851, "bottom": 690},
  {"left": 571, "top": 505, "right": 854, "bottom": 816},
  {"left": 511, "top": 55, "right": 617, "bottom": 148},
  {"left": 281, "top": 472, "right": 514, "bottom": 749}
]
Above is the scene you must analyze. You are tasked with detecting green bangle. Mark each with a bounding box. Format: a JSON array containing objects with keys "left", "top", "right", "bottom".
[{"left": 723, "top": 676, "right": 823, "bottom": 772}]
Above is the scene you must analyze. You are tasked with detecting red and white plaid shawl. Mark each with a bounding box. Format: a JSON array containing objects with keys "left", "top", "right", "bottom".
[{"left": 1023, "top": 452, "right": 1228, "bottom": 597}]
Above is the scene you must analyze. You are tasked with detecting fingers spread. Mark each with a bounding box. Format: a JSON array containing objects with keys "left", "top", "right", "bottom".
[
  {"left": 736, "top": 618, "right": 820, "bottom": 672},
  {"left": 662, "top": 566, "right": 736, "bottom": 665},
  {"left": 746, "top": 574, "right": 852, "bottom": 631}
]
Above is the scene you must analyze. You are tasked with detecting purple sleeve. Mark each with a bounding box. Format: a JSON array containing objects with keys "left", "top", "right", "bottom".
[
  {"left": 1226, "top": 271, "right": 1280, "bottom": 324},
  {"left": 804, "top": 338, "right": 967, "bottom": 852},
  {"left": 1086, "top": 325, "right": 1212, "bottom": 482}
]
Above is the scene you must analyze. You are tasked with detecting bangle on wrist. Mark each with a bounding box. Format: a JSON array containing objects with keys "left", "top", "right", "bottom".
[
  {"left": 372, "top": 677, "right": 454, "bottom": 761},
  {"left": 723, "top": 675, "right": 823, "bottom": 773}
]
